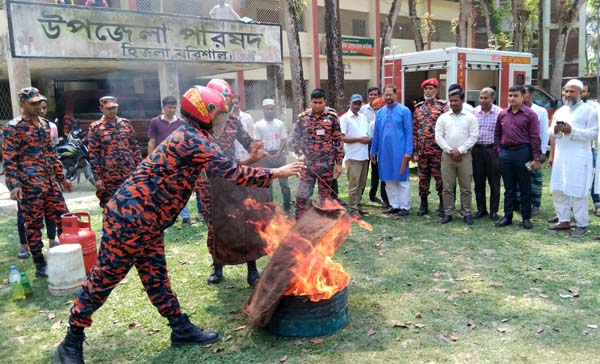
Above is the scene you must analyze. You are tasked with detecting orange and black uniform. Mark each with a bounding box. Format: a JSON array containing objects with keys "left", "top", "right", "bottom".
[
  {"left": 88, "top": 116, "right": 142, "bottom": 207},
  {"left": 292, "top": 108, "right": 344, "bottom": 219},
  {"left": 198, "top": 114, "right": 253, "bottom": 255},
  {"left": 2, "top": 115, "right": 69, "bottom": 256},
  {"left": 413, "top": 99, "right": 449, "bottom": 197},
  {"left": 69, "top": 123, "right": 273, "bottom": 329}
]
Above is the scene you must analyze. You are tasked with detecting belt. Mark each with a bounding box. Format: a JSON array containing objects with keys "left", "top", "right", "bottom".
[
  {"left": 475, "top": 143, "right": 494, "bottom": 148},
  {"left": 266, "top": 150, "right": 279, "bottom": 155},
  {"left": 502, "top": 144, "right": 528, "bottom": 151}
]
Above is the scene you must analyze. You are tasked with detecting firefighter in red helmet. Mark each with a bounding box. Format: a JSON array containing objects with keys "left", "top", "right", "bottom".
[{"left": 55, "top": 86, "right": 305, "bottom": 364}]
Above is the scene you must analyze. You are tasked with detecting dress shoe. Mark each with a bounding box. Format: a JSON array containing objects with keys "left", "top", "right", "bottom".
[
  {"left": 489, "top": 212, "right": 499, "bottom": 221},
  {"left": 495, "top": 216, "right": 512, "bottom": 227},
  {"left": 522, "top": 219, "right": 533, "bottom": 229},
  {"left": 398, "top": 209, "right": 410, "bottom": 216},
  {"left": 531, "top": 207, "right": 540, "bottom": 216},
  {"left": 547, "top": 215, "right": 559, "bottom": 223},
  {"left": 441, "top": 214, "right": 453, "bottom": 224},
  {"left": 546, "top": 223, "right": 571, "bottom": 231},
  {"left": 207, "top": 266, "right": 223, "bottom": 284},
  {"left": 463, "top": 215, "right": 474, "bottom": 225},
  {"left": 570, "top": 226, "right": 587, "bottom": 237},
  {"left": 474, "top": 210, "right": 488, "bottom": 219},
  {"left": 383, "top": 208, "right": 401, "bottom": 215},
  {"left": 182, "top": 217, "right": 195, "bottom": 225},
  {"left": 381, "top": 203, "right": 391, "bottom": 209},
  {"left": 370, "top": 196, "right": 382, "bottom": 204}
]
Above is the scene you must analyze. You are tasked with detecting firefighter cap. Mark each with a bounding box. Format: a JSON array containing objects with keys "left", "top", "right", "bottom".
[
  {"left": 420, "top": 78, "right": 439, "bottom": 89},
  {"left": 18, "top": 87, "right": 47, "bottom": 103}
]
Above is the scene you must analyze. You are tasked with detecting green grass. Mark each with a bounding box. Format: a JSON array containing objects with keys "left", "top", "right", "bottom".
[{"left": 1, "top": 165, "right": 600, "bottom": 364}]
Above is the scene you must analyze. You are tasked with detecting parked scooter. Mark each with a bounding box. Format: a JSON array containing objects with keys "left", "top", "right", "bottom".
[{"left": 56, "top": 121, "right": 95, "bottom": 185}]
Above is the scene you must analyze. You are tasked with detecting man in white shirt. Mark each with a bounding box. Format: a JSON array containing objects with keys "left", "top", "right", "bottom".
[
  {"left": 548, "top": 79, "right": 598, "bottom": 237},
  {"left": 254, "top": 99, "right": 291, "bottom": 213},
  {"left": 232, "top": 97, "right": 254, "bottom": 161},
  {"left": 209, "top": 1, "right": 243, "bottom": 21},
  {"left": 435, "top": 88, "right": 479, "bottom": 224},
  {"left": 341, "top": 94, "right": 371, "bottom": 217},
  {"left": 582, "top": 81, "right": 600, "bottom": 217}
]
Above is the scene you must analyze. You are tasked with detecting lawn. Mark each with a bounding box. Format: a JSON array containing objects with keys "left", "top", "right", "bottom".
[{"left": 1, "top": 165, "right": 599, "bottom": 364}]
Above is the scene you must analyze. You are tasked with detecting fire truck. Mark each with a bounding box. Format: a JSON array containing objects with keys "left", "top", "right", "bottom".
[{"left": 382, "top": 47, "right": 533, "bottom": 109}]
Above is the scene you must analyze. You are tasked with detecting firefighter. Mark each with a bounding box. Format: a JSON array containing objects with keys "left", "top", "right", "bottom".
[
  {"left": 292, "top": 88, "right": 344, "bottom": 220},
  {"left": 412, "top": 78, "right": 449, "bottom": 216},
  {"left": 88, "top": 96, "right": 142, "bottom": 208},
  {"left": 3, "top": 87, "right": 72, "bottom": 277},
  {"left": 54, "top": 86, "right": 304, "bottom": 364},
  {"left": 200, "top": 78, "right": 262, "bottom": 286}
]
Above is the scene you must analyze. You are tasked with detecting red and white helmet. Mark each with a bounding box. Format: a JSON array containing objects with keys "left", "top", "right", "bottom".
[
  {"left": 206, "top": 78, "right": 235, "bottom": 105},
  {"left": 180, "top": 86, "right": 228, "bottom": 130}
]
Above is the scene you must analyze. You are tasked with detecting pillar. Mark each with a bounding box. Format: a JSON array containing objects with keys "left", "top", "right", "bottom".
[
  {"left": 7, "top": 56, "right": 31, "bottom": 118},
  {"left": 158, "top": 62, "right": 180, "bottom": 103}
]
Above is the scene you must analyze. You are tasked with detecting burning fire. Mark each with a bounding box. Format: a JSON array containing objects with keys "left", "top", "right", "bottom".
[{"left": 245, "top": 198, "right": 371, "bottom": 302}]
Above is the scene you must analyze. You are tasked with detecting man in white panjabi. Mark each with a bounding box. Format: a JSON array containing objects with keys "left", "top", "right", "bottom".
[{"left": 548, "top": 79, "right": 599, "bottom": 237}]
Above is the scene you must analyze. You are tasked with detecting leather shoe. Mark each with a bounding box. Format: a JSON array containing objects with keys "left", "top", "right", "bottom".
[
  {"left": 441, "top": 214, "right": 453, "bottom": 224},
  {"left": 370, "top": 196, "right": 382, "bottom": 204},
  {"left": 463, "top": 215, "right": 474, "bottom": 225},
  {"left": 495, "top": 216, "right": 512, "bottom": 227},
  {"left": 398, "top": 209, "right": 410, "bottom": 216},
  {"left": 474, "top": 210, "right": 488, "bottom": 219},
  {"left": 383, "top": 208, "right": 401, "bottom": 215},
  {"left": 522, "top": 219, "right": 533, "bottom": 229},
  {"left": 489, "top": 212, "right": 499, "bottom": 221},
  {"left": 546, "top": 223, "right": 571, "bottom": 231},
  {"left": 547, "top": 215, "right": 559, "bottom": 223}
]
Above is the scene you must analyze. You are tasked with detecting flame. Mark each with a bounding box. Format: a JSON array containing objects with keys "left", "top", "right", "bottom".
[{"left": 245, "top": 198, "right": 366, "bottom": 302}]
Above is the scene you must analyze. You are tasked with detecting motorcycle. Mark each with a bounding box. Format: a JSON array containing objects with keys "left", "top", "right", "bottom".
[{"left": 56, "top": 122, "right": 95, "bottom": 185}]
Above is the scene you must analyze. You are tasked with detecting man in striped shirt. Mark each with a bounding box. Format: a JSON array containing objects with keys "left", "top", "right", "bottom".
[{"left": 472, "top": 87, "right": 502, "bottom": 221}]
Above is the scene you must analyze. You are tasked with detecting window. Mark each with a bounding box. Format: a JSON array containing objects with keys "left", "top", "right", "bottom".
[
  {"left": 257, "top": 8, "right": 280, "bottom": 24},
  {"left": 432, "top": 20, "right": 454, "bottom": 42},
  {"left": 532, "top": 89, "right": 554, "bottom": 110},
  {"left": 352, "top": 19, "right": 367, "bottom": 37}
]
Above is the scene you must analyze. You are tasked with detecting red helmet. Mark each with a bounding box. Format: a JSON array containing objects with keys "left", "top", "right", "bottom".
[
  {"left": 180, "top": 86, "right": 228, "bottom": 129},
  {"left": 206, "top": 78, "right": 235, "bottom": 105}
]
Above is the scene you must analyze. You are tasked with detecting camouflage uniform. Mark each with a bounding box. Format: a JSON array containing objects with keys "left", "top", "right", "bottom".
[
  {"left": 69, "top": 123, "right": 273, "bottom": 329},
  {"left": 413, "top": 99, "right": 449, "bottom": 197},
  {"left": 2, "top": 115, "right": 69, "bottom": 257},
  {"left": 88, "top": 116, "right": 142, "bottom": 207},
  {"left": 292, "top": 108, "right": 344, "bottom": 219}
]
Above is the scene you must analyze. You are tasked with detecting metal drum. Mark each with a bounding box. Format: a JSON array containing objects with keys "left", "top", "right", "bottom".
[{"left": 266, "top": 287, "right": 348, "bottom": 338}]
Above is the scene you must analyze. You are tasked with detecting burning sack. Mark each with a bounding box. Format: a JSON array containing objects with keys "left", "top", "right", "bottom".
[
  {"left": 243, "top": 202, "right": 352, "bottom": 327},
  {"left": 209, "top": 176, "right": 273, "bottom": 266}
]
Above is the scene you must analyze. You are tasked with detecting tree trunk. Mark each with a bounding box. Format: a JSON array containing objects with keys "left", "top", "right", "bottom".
[
  {"left": 380, "top": 0, "right": 402, "bottom": 79},
  {"left": 480, "top": 0, "right": 495, "bottom": 48},
  {"left": 408, "top": 0, "right": 425, "bottom": 52},
  {"left": 512, "top": 0, "right": 530, "bottom": 52},
  {"left": 283, "top": 0, "right": 307, "bottom": 118},
  {"left": 549, "top": 0, "right": 586, "bottom": 98},
  {"left": 266, "top": 64, "right": 286, "bottom": 118},
  {"left": 324, "top": 0, "right": 345, "bottom": 112},
  {"left": 455, "top": 0, "right": 468, "bottom": 47}
]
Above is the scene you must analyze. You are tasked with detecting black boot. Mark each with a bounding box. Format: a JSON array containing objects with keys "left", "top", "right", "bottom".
[
  {"left": 416, "top": 196, "right": 428, "bottom": 216},
  {"left": 207, "top": 265, "right": 223, "bottom": 284},
  {"left": 247, "top": 261, "right": 260, "bottom": 287},
  {"left": 55, "top": 327, "right": 85, "bottom": 364},
  {"left": 32, "top": 254, "right": 48, "bottom": 277},
  {"left": 437, "top": 195, "right": 444, "bottom": 217},
  {"left": 169, "top": 313, "right": 219, "bottom": 347}
]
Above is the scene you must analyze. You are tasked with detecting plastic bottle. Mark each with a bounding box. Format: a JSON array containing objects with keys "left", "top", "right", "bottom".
[
  {"left": 20, "top": 272, "right": 33, "bottom": 298},
  {"left": 9, "top": 266, "right": 25, "bottom": 300}
]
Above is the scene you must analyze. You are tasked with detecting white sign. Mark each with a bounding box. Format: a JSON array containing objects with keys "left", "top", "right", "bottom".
[{"left": 7, "top": 1, "right": 283, "bottom": 64}]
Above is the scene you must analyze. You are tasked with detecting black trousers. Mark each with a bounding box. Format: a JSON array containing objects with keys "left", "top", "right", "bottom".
[
  {"left": 368, "top": 142, "right": 389, "bottom": 204},
  {"left": 499, "top": 145, "right": 533, "bottom": 220},
  {"left": 472, "top": 144, "right": 501, "bottom": 214}
]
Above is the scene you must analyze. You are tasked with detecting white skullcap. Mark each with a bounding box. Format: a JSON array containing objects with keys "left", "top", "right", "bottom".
[
  {"left": 262, "top": 99, "right": 275, "bottom": 106},
  {"left": 564, "top": 79, "right": 583, "bottom": 90}
]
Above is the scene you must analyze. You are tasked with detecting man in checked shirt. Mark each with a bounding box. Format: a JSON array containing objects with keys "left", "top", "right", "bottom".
[{"left": 472, "top": 87, "right": 502, "bottom": 221}]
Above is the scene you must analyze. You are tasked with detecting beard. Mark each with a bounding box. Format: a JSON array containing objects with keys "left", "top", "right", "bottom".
[
  {"left": 424, "top": 95, "right": 434, "bottom": 101},
  {"left": 563, "top": 97, "right": 580, "bottom": 107}
]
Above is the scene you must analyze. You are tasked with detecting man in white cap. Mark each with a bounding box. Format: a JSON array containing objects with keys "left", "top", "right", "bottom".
[
  {"left": 548, "top": 79, "right": 599, "bottom": 237},
  {"left": 254, "top": 98, "right": 291, "bottom": 213},
  {"left": 340, "top": 94, "right": 371, "bottom": 218}
]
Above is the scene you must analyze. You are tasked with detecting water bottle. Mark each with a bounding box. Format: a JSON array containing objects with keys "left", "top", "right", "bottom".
[
  {"left": 20, "top": 272, "right": 33, "bottom": 298},
  {"left": 9, "top": 266, "right": 25, "bottom": 300}
]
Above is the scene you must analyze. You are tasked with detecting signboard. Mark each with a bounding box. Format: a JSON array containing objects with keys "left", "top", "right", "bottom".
[
  {"left": 7, "top": 1, "right": 283, "bottom": 64},
  {"left": 320, "top": 35, "right": 374, "bottom": 57}
]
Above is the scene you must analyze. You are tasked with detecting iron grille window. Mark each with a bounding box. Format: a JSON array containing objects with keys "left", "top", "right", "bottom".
[
  {"left": 352, "top": 19, "right": 367, "bottom": 37},
  {"left": 256, "top": 8, "right": 280, "bottom": 23},
  {"left": 135, "top": 0, "right": 160, "bottom": 12}
]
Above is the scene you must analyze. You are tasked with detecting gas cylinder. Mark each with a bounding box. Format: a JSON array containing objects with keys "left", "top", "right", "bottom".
[{"left": 59, "top": 212, "right": 97, "bottom": 275}]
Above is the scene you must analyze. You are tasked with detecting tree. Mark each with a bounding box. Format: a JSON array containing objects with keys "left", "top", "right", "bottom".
[
  {"left": 283, "top": 0, "right": 307, "bottom": 117},
  {"left": 455, "top": 0, "right": 469, "bottom": 47},
  {"left": 324, "top": 0, "right": 345, "bottom": 112},
  {"left": 408, "top": 0, "right": 425, "bottom": 51},
  {"left": 380, "top": 0, "right": 402, "bottom": 81},
  {"left": 511, "top": 0, "right": 530, "bottom": 52},
  {"left": 479, "top": 0, "right": 496, "bottom": 48},
  {"left": 550, "top": 0, "right": 587, "bottom": 98}
]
